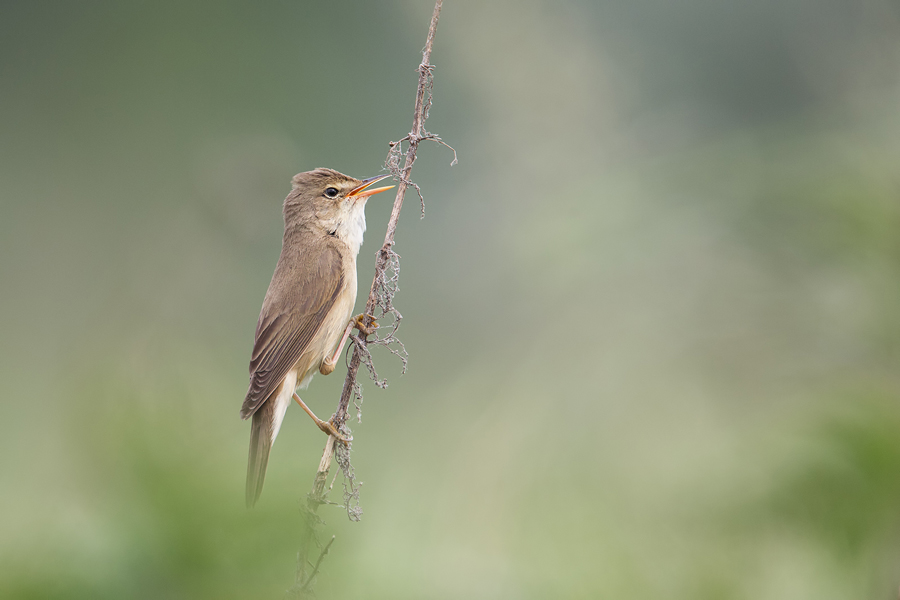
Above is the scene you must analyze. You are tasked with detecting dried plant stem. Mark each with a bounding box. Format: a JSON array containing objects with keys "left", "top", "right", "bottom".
[
  {"left": 313, "top": 0, "right": 444, "bottom": 498},
  {"left": 293, "top": 0, "right": 447, "bottom": 595}
]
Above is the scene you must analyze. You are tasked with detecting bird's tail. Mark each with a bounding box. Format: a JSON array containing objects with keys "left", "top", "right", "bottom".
[
  {"left": 244, "top": 383, "right": 293, "bottom": 508},
  {"left": 246, "top": 401, "right": 273, "bottom": 508}
]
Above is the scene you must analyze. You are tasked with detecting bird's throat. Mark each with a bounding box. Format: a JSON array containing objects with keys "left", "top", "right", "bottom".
[{"left": 333, "top": 205, "right": 367, "bottom": 256}]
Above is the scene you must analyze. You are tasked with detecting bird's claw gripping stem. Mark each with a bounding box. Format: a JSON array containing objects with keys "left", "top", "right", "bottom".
[
  {"left": 293, "top": 392, "right": 351, "bottom": 445},
  {"left": 315, "top": 417, "right": 351, "bottom": 445},
  {"left": 353, "top": 313, "right": 378, "bottom": 336}
]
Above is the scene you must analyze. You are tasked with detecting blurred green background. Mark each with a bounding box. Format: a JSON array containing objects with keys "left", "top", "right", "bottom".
[{"left": 2, "top": 1, "right": 900, "bottom": 598}]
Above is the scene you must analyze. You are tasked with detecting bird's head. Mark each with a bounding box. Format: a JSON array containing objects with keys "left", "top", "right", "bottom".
[{"left": 285, "top": 168, "right": 394, "bottom": 252}]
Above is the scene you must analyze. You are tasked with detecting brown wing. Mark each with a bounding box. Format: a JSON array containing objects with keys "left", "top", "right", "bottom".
[{"left": 240, "top": 242, "right": 343, "bottom": 419}]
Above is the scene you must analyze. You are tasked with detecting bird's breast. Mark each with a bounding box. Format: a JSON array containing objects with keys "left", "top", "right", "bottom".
[
  {"left": 321, "top": 267, "right": 357, "bottom": 352},
  {"left": 292, "top": 255, "right": 358, "bottom": 386}
]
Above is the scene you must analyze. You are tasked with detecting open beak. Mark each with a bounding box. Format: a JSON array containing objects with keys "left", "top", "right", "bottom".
[{"left": 348, "top": 174, "right": 394, "bottom": 199}]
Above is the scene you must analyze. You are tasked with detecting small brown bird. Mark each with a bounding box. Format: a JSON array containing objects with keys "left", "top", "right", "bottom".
[{"left": 241, "top": 168, "right": 393, "bottom": 507}]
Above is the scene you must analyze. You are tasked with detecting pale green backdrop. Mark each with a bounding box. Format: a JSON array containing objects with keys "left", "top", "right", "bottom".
[{"left": 2, "top": 1, "right": 900, "bottom": 598}]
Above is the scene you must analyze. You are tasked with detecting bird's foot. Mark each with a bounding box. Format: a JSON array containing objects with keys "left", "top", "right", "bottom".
[
  {"left": 353, "top": 313, "right": 378, "bottom": 336},
  {"left": 294, "top": 392, "right": 351, "bottom": 445},
  {"left": 315, "top": 417, "right": 352, "bottom": 445}
]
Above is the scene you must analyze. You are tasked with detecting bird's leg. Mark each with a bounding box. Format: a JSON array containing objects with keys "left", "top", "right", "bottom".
[
  {"left": 293, "top": 392, "right": 350, "bottom": 444},
  {"left": 319, "top": 320, "right": 354, "bottom": 375},
  {"left": 319, "top": 313, "right": 379, "bottom": 375}
]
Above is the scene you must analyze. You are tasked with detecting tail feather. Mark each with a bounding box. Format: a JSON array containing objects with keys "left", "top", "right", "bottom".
[
  {"left": 246, "top": 401, "right": 273, "bottom": 508},
  {"left": 244, "top": 378, "right": 293, "bottom": 508}
]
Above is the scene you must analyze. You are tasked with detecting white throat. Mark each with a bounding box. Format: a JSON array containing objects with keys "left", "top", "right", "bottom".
[{"left": 334, "top": 202, "right": 367, "bottom": 256}]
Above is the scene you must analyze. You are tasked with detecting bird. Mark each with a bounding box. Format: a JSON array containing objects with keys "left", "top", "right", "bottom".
[{"left": 241, "top": 168, "right": 393, "bottom": 507}]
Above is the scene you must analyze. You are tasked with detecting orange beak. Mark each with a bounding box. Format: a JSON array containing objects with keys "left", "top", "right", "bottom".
[{"left": 348, "top": 174, "right": 394, "bottom": 199}]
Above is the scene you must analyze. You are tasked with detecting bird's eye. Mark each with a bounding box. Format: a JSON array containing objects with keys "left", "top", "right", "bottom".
[{"left": 324, "top": 187, "right": 339, "bottom": 198}]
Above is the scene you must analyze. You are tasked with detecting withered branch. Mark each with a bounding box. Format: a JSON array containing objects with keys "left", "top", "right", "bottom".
[{"left": 292, "top": 1, "right": 452, "bottom": 595}]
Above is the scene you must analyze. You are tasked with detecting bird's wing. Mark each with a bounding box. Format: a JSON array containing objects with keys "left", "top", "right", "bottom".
[{"left": 240, "top": 243, "right": 343, "bottom": 419}]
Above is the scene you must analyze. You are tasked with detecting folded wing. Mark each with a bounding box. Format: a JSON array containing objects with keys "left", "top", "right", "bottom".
[{"left": 241, "top": 243, "right": 343, "bottom": 419}]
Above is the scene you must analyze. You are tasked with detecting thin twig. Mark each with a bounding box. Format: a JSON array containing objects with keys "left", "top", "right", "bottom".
[
  {"left": 301, "top": 535, "right": 335, "bottom": 591},
  {"left": 316, "top": 0, "right": 446, "bottom": 496},
  {"left": 293, "top": 1, "right": 449, "bottom": 596}
]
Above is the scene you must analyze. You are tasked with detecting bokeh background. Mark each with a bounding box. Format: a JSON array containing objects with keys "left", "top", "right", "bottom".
[{"left": 2, "top": 1, "right": 900, "bottom": 598}]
